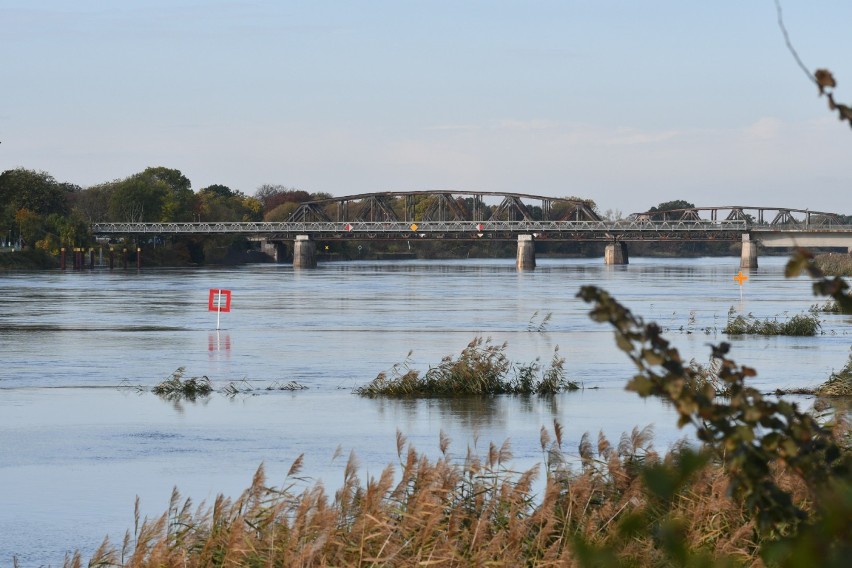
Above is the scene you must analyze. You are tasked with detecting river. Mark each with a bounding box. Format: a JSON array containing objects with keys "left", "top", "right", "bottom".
[{"left": 1, "top": 256, "right": 849, "bottom": 565}]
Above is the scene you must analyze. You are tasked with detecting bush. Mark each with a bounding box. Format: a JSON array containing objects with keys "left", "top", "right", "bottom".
[
  {"left": 354, "top": 337, "right": 579, "bottom": 396},
  {"left": 0, "top": 248, "right": 58, "bottom": 269},
  {"left": 151, "top": 368, "right": 213, "bottom": 399},
  {"left": 723, "top": 308, "right": 822, "bottom": 336}
]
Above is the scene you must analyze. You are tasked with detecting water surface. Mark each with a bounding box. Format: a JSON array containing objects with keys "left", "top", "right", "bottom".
[{"left": 1, "top": 257, "right": 848, "bottom": 565}]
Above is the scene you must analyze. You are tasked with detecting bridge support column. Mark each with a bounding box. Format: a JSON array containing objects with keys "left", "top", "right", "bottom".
[
  {"left": 740, "top": 234, "right": 758, "bottom": 269},
  {"left": 604, "top": 242, "right": 629, "bottom": 265},
  {"left": 516, "top": 235, "right": 536, "bottom": 270},
  {"left": 260, "top": 239, "right": 287, "bottom": 263},
  {"left": 293, "top": 235, "right": 317, "bottom": 269}
]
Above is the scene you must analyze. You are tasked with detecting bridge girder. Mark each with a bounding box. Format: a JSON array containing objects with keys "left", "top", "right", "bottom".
[
  {"left": 285, "top": 191, "right": 601, "bottom": 223},
  {"left": 289, "top": 203, "right": 332, "bottom": 223},
  {"left": 632, "top": 206, "right": 842, "bottom": 227},
  {"left": 351, "top": 195, "right": 399, "bottom": 223},
  {"left": 420, "top": 193, "right": 470, "bottom": 222},
  {"left": 491, "top": 196, "right": 534, "bottom": 221}
]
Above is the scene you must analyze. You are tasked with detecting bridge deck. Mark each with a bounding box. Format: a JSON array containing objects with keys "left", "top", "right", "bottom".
[{"left": 92, "top": 220, "right": 755, "bottom": 241}]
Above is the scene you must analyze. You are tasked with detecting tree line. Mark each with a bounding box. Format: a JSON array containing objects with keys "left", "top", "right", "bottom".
[
  {"left": 0, "top": 166, "right": 329, "bottom": 253},
  {"left": 3, "top": 165, "right": 788, "bottom": 264}
]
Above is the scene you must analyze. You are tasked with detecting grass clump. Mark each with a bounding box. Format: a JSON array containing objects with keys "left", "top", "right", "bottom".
[
  {"left": 723, "top": 307, "right": 822, "bottom": 336},
  {"left": 151, "top": 367, "right": 213, "bottom": 399},
  {"left": 814, "top": 252, "right": 852, "bottom": 277},
  {"left": 355, "top": 337, "right": 578, "bottom": 396},
  {"left": 527, "top": 310, "right": 553, "bottom": 332},
  {"left": 816, "top": 354, "right": 852, "bottom": 397},
  {"left": 811, "top": 300, "right": 841, "bottom": 313}
]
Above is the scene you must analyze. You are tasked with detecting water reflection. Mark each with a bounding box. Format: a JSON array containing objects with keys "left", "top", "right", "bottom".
[
  {"left": 367, "top": 392, "right": 566, "bottom": 430},
  {"left": 155, "top": 391, "right": 213, "bottom": 415},
  {"left": 208, "top": 332, "right": 232, "bottom": 354}
]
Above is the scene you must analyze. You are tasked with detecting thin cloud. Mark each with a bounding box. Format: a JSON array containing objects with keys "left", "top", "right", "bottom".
[
  {"left": 741, "top": 117, "right": 783, "bottom": 141},
  {"left": 426, "top": 124, "right": 482, "bottom": 132},
  {"left": 604, "top": 128, "right": 680, "bottom": 146},
  {"left": 490, "top": 119, "right": 558, "bottom": 131}
]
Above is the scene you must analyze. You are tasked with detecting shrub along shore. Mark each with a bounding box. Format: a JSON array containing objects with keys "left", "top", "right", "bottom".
[{"left": 815, "top": 252, "right": 852, "bottom": 277}]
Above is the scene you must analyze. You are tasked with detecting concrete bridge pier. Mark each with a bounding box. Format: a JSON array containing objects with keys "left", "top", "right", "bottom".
[
  {"left": 293, "top": 235, "right": 317, "bottom": 268},
  {"left": 604, "top": 242, "right": 629, "bottom": 265},
  {"left": 516, "top": 235, "right": 536, "bottom": 270},
  {"left": 740, "top": 234, "right": 758, "bottom": 269},
  {"left": 260, "top": 239, "right": 287, "bottom": 263}
]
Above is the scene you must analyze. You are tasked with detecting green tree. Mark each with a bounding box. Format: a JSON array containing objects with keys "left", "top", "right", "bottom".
[
  {"left": 144, "top": 167, "right": 193, "bottom": 222},
  {"left": 648, "top": 199, "right": 695, "bottom": 213},
  {"left": 200, "top": 184, "right": 235, "bottom": 199},
  {"left": 107, "top": 167, "right": 194, "bottom": 222},
  {"left": 71, "top": 183, "right": 114, "bottom": 223},
  {"left": 0, "top": 168, "right": 74, "bottom": 248},
  {"left": 0, "top": 168, "right": 70, "bottom": 216},
  {"left": 108, "top": 175, "right": 166, "bottom": 222},
  {"left": 264, "top": 201, "right": 300, "bottom": 221},
  {"left": 197, "top": 185, "right": 263, "bottom": 222}
]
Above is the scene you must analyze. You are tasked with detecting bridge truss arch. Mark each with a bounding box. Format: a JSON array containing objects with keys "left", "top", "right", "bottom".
[
  {"left": 285, "top": 191, "right": 602, "bottom": 224},
  {"left": 630, "top": 206, "right": 844, "bottom": 228}
]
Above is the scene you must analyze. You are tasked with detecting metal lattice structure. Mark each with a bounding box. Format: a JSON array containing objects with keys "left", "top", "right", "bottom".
[{"left": 91, "top": 193, "right": 848, "bottom": 242}]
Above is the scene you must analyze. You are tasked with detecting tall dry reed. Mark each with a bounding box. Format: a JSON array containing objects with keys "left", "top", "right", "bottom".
[{"left": 74, "top": 421, "right": 787, "bottom": 568}]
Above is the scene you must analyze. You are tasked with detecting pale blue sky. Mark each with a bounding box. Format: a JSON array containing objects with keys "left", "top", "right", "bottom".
[{"left": 2, "top": 1, "right": 850, "bottom": 214}]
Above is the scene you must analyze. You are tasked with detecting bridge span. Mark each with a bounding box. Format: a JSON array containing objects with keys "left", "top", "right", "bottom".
[{"left": 90, "top": 191, "right": 850, "bottom": 269}]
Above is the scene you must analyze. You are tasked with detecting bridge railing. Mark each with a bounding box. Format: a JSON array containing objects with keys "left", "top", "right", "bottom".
[{"left": 91, "top": 219, "right": 753, "bottom": 236}]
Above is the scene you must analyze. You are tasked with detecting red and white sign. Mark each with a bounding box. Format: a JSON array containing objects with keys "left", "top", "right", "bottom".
[
  {"left": 476, "top": 223, "right": 484, "bottom": 231},
  {"left": 345, "top": 223, "right": 353, "bottom": 231},
  {"left": 208, "top": 289, "right": 232, "bottom": 312}
]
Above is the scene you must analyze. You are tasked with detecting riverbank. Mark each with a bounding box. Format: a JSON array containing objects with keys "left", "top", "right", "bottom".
[{"left": 0, "top": 249, "right": 58, "bottom": 269}]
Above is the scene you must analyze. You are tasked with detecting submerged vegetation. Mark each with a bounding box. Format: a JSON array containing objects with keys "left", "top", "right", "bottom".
[
  {"left": 527, "top": 310, "right": 553, "bottom": 332},
  {"left": 355, "top": 337, "right": 579, "bottom": 396},
  {"left": 811, "top": 299, "right": 841, "bottom": 313},
  {"left": 723, "top": 307, "right": 822, "bottom": 336},
  {"left": 151, "top": 368, "right": 213, "bottom": 399}
]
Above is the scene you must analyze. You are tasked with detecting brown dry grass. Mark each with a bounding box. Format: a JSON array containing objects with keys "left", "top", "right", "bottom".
[
  {"left": 72, "top": 423, "right": 814, "bottom": 568},
  {"left": 814, "top": 253, "right": 852, "bottom": 277}
]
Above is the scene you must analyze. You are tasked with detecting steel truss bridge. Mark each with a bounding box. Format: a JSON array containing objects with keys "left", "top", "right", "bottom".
[{"left": 91, "top": 191, "right": 849, "bottom": 243}]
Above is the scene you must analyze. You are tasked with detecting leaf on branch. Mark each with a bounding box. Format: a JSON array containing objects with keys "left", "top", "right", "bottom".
[
  {"left": 814, "top": 68, "right": 836, "bottom": 93},
  {"left": 784, "top": 249, "right": 812, "bottom": 278},
  {"left": 836, "top": 103, "right": 852, "bottom": 122},
  {"left": 615, "top": 334, "right": 633, "bottom": 353}
]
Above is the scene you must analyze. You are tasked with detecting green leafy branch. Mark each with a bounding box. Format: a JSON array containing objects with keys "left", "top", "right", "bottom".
[{"left": 576, "top": 284, "right": 849, "bottom": 535}]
